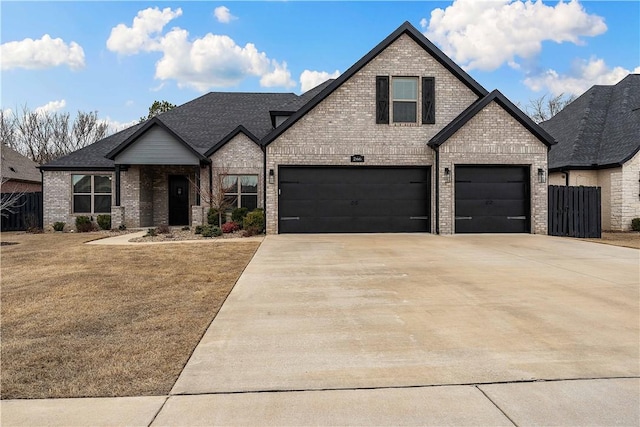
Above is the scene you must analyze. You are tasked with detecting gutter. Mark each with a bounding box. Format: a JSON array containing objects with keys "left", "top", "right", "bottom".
[{"left": 434, "top": 147, "right": 439, "bottom": 234}]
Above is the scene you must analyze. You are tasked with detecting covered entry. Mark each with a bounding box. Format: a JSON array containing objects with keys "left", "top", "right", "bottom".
[
  {"left": 278, "top": 166, "right": 430, "bottom": 233},
  {"left": 455, "top": 166, "right": 530, "bottom": 233}
]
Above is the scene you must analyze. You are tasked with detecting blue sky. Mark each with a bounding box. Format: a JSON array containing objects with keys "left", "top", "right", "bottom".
[{"left": 2, "top": 1, "right": 638, "bottom": 131}]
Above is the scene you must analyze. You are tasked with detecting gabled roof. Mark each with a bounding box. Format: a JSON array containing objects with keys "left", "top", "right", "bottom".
[
  {"left": 428, "top": 90, "right": 557, "bottom": 148},
  {"left": 1, "top": 145, "right": 41, "bottom": 182},
  {"left": 204, "top": 125, "right": 261, "bottom": 157},
  {"left": 105, "top": 117, "right": 208, "bottom": 162},
  {"left": 261, "top": 21, "right": 489, "bottom": 146},
  {"left": 541, "top": 74, "right": 640, "bottom": 170}
]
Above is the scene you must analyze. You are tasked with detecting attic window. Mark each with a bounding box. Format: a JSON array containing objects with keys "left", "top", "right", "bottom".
[{"left": 392, "top": 77, "right": 418, "bottom": 123}]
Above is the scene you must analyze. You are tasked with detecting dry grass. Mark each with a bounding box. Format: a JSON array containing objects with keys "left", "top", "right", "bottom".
[
  {"left": 0, "top": 232, "right": 259, "bottom": 399},
  {"left": 582, "top": 231, "right": 640, "bottom": 249}
]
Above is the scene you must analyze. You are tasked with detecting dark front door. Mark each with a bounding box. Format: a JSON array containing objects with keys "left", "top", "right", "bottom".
[
  {"left": 455, "top": 166, "right": 530, "bottom": 233},
  {"left": 169, "top": 175, "right": 189, "bottom": 226},
  {"left": 279, "top": 167, "right": 430, "bottom": 233}
]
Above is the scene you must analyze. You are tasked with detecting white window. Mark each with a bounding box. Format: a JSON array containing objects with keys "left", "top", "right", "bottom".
[
  {"left": 392, "top": 77, "right": 418, "bottom": 123},
  {"left": 72, "top": 175, "right": 112, "bottom": 214},
  {"left": 222, "top": 175, "right": 258, "bottom": 211}
]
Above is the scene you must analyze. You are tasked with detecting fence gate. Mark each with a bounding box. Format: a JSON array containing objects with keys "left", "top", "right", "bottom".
[
  {"left": 1, "top": 192, "right": 43, "bottom": 231},
  {"left": 548, "top": 185, "right": 601, "bottom": 238}
]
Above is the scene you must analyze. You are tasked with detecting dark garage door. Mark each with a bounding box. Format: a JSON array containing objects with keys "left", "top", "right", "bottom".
[
  {"left": 279, "top": 167, "right": 430, "bottom": 233},
  {"left": 455, "top": 166, "right": 530, "bottom": 233}
]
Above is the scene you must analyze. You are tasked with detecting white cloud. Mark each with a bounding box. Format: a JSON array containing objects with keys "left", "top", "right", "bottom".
[
  {"left": 106, "top": 7, "right": 183, "bottom": 55},
  {"left": 300, "top": 69, "right": 341, "bottom": 92},
  {"left": 214, "top": 6, "right": 236, "bottom": 24},
  {"left": 100, "top": 117, "right": 138, "bottom": 134},
  {"left": 422, "top": 0, "right": 607, "bottom": 71},
  {"left": 125, "top": 100, "right": 135, "bottom": 107},
  {"left": 108, "top": 7, "right": 295, "bottom": 91},
  {"left": 34, "top": 99, "right": 67, "bottom": 114},
  {"left": 524, "top": 58, "right": 640, "bottom": 96},
  {"left": 1, "top": 34, "right": 85, "bottom": 70}
]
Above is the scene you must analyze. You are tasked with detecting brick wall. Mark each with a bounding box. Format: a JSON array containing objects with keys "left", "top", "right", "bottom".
[
  {"left": 438, "top": 102, "right": 549, "bottom": 234},
  {"left": 266, "top": 34, "right": 479, "bottom": 234},
  {"left": 42, "top": 170, "right": 114, "bottom": 230},
  {"left": 620, "top": 150, "right": 640, "bottom": 230}
]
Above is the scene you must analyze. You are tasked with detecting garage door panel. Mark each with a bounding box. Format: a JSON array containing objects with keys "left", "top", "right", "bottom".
[
  {"left": 455, "top": 166, "right": 530, "bottom": 234},
  {"left": 279, "top": 167, "right": 430, "bottom": 233}
]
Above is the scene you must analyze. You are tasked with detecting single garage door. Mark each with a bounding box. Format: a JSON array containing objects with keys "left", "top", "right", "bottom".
[
  {"left": 279, "top": 167, "right": 430, "bottom": 233},
  {"left": 455, "top": 166, "right": 530, "bottom": 233}
]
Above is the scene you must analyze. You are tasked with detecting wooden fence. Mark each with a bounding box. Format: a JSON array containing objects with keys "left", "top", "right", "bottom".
[
  {"left": 1, "top": 192, "right": 43, "bottom": 231},
  {"left": 548, "top": 185, "right": 601, "bottom": 238}
]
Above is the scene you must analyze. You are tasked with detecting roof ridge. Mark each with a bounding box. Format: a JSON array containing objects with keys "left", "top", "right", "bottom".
[{"left": 594, "top": 87, "right": 616, "bottom": 162}]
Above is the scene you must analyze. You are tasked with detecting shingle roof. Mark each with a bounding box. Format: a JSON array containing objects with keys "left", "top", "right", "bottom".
[
  {"left": 41, "top": 92, "right": 298, "bottom": 170},
  {"left": 1, "top": 144, "right": 42, "bottom": 182},
  {"left": 428, "top": 90, "right": 556, "bottom": 148},
  {"left": 541, "top": 74, "right": 640, "bottom": 170}
]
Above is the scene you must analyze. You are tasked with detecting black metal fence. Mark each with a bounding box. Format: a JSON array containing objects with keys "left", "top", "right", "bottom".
[
  {"left": 1, "top": 192, "right": 43, "bottom": 231},
  {"left": 548, "top": 185, "right": 601, "bottom": 238}
]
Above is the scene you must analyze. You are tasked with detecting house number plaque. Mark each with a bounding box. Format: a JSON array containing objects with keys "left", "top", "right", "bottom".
[{"left": 351, "top": 155, "right": 365, "bottom": 163}]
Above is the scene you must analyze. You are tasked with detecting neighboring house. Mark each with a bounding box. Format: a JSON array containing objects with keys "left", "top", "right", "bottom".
[
  {"left": 541, "top": 74, "right": 640, "bottom": 231},
  {"left": 1, "top": 145, "right": 42, "bottom": 194},
  {"left": 41, "top": 22, "right": 555, "bottom": 234}
]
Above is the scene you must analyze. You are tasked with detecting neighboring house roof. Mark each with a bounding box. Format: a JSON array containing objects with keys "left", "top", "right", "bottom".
[
  {"left": 541, "top": 74, "right": 640, "bottom": 171},
  {"left": 1, "top": 145, "right": 42, "bottom": 182},
  {"left": 428, "top": 90, "right": 557, "bottom": 149},
  {"left": 262, "top": 21, "right": 488, "bottom": 147}
]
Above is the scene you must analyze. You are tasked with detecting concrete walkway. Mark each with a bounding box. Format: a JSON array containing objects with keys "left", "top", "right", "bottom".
[{"left": 2, "top": 234, "right": 639, "bottom": 426}]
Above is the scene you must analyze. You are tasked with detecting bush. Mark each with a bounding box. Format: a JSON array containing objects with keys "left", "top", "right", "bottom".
[
  {"left": 207, "top": 208, "right": 220, "bottom": 226},
  {"left": 75, "top": 216, "right": 94, "bottom": 233},
  {"left": 201, "top": 225, "right": 222, "bottom": 238},
  {"left": 632, "top": 218, "right": 640, "bottom": 232},
  {"left": 194, "top": 225, "right": 203, "bottom": 234},
  {"left": 96, "top": 214, "right": 111, "bottom": 230},
  {"left": 53, "top": 222, "right": 65, "bottom": 232},
  {"left": 243, "top": 209, "right": 265, "bottom": 235},
  {"left": 146, "top": 228, "right": 157, "bottom": 237},
  {"left": 118, "top": 224, "right": 127, "bottom": 231},
  {"left": 221, "top": 221, "right": 240, "bottom": 234},
  {"left": 231, "top": 207, "right": 249, "bottom": 224},
  {"left": 156, "top": 223, "right": 171, "bottom": 234}
]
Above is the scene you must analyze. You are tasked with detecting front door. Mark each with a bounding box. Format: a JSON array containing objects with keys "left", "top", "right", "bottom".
[{"left": 169, "top": 175, "right": 189, "bottom": 226}]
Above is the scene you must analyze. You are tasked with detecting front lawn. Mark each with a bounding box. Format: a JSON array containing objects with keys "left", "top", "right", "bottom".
[{"left": 0, "top": 232, "right": 259, "bottom": 399}]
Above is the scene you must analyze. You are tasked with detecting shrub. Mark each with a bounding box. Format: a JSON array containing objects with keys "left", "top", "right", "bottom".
[
  {"left": 96, "top": 214, "right": 111, "bottom": 230},
  {"left": 181, "top": 226, "right": 190, "bottom": 231},
  {"left": 53, "top": 222, "right": 65, "bottom": 232},
  {"left": 221, "top": 221, "right": 240, "bottom": 234},
  {"left": 75, "top": 216, "right": 94, "bottom": 233},
  {"left": 194, "top": 225, "right": 203, "bottom": 234},
  {"left": 118, "top": 224, "right": 127, "bottom": 231},
  {"left": 157, "top": 223, "right": 171, "bottom": 234},
  {"left": 207, "top": 208, "right": 220, "bottom": 226},
  {"left": 201, "top": 225, "right": 222, "bottom": 238},
  {"left": 632, "top": 218, "right": 640, "bottom": 232},
  {"left": 231, "top": 207, "right": 249, "bottom": 224},
  {"left": 243, "top": 209, "right": 265, "bottom": 235},
  {"left": 146, "top": 228, "right": 157, "bottom": 237}
]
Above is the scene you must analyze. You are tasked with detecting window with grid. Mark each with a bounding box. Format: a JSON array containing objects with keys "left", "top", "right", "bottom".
[
  {"left": 72, "top": 175, "right": 112, "bottom": 214},
  {"left": 392, "top": 77, "right": 418, "bottom": 123},
  {"left": 222, "top": 175, "right": 258, "bottom": 211}
]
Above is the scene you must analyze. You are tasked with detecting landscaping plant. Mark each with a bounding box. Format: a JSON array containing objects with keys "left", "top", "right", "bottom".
[
  {"left": 53, "top": 222, "right": 65, "bottom": 232},
  {"left": 221, "top": 221, "right": 240, "bottom": 234},
  {"left": 75, "top": 216, "right": 94, "bottom": 232},
  {"left": 632, "top": 218, "right": 640, "bottom": 232},
  {"left": 96, "top": 214, "right": 111, "bottom": 230},
  {"left": 243, "top": 209, "right": 265, "bottom": 235}
]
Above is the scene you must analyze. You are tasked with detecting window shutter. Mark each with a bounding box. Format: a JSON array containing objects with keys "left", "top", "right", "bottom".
[
  {"left": 422, "top": 77, "right": 435, "bottom": 124},
  {"left": 376, "top": 76, "right": 389, "bottom": 124}
]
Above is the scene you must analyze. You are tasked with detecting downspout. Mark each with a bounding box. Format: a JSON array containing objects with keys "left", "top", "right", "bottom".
[
  {"left": 434, "top": 147, "right": 440, "bottom": 234},
  {"left": 565, "top": 170, "right": 570, "bottom": 186},
  {"left": 115, "top": 165, "right": 121, "bottom": 206}
]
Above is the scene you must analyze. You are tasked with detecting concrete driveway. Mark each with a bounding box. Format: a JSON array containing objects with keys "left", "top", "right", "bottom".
[{"left": 173, "top": 234, "right": 638, "bottom": 395}]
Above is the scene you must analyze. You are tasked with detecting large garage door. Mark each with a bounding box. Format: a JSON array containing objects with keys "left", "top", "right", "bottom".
[
  {"left": 455, "top": 166, "right": 530, "bottom": 233},
  {"left": 279, "top": 167, "right": 430, "bottom": 233}
]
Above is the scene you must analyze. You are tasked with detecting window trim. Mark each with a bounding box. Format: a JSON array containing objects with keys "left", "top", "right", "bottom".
[
  {"left": 392, "top": 76, "right": 419, "bottom": 124},
  {"left": 71, "top": 174, "right": 112, "bottom": 214},
  {"left": 222, "top": 174, "right": 259, "bottom": 210}
]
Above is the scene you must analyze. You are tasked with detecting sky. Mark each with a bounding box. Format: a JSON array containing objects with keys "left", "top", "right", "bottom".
[{"left": 1, "top": 1, "right": 639, "bottom": 132}]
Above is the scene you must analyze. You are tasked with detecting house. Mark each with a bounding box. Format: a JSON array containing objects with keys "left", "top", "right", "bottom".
[
  {"left": 541, "top": 74, "right": 640, "bottom": 231},
  {"left": 1, "top": 145, "right": 42, "bottom": 194},
  {"left": 41, "top": 22, "right": 555, "bottom": 234}
]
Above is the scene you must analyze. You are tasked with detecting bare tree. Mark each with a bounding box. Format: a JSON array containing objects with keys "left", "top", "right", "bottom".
[
  {"left": 190, "top": 163, "right": 234, "bottom": 225},
  {"left": 1, "top": 105, "right": 109, "bottom": 164},
  {"left": 0, "top": 178, "right": 25, "bottom": 218},
  {"left": 526, "top": 93, "right": 576, "bottom": 123}
]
